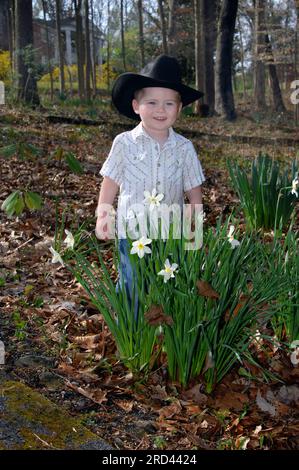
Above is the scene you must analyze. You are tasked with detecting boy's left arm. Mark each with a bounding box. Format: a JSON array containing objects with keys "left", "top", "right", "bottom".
[
  {"left": 185, "top": 186, "right": 203, "bottom": 235},
  {"left": 185, "top": 185, "right": 202, "bottom": 208}
]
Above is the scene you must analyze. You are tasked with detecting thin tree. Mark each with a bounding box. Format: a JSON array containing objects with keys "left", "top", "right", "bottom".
[
  {"left": 74, "top": 0, "right": 85, "bottom": 99},
  {"left": 265, "top": 32, "right": 286, "bottom": 112},
  {"left": 237, "top": 13, "right": 247, "bottom": 102},
  {"left": 194, "top": 0, "right": 204, "bottom": 114},
  {"left": 90, "top": 0, "right": 97, "bottom": 95},
  {"left": 55, "top": 0, "right": 65, "bottom": 95},
  {"left": 294, "top": 0, "right": 299, "bottom": 123},
  {"left": 200, "top": 0, "right": 217, "bottom": 114},
  {"left": 14, "top": 0, "right": 40, "bottom": 105},
  {"left": 168, "top": 0, "right": 178, "bottom": 56},
  {"left": 84, "top": 0, "right": 92, "bottom": 101},
  {"left": 120, "top": 0, "right": 126, "bottom": 70},
  {"left": 42, "top": 0, "right": 54, "bottom": 101},
  {"left": 215, "top": 0, "right": 238, "bottom": 120},
  {"left": 158, "top": 0, "right": 168, "bottom": 54},
  {"left": 137, "top": 0, "right": 145, "bottom": 67},
  {"left": 253, "top": 0, "right": 266, "bottom": 110},
  {"left": 106, "top": 0, "right": 110, "bottom": 90}
]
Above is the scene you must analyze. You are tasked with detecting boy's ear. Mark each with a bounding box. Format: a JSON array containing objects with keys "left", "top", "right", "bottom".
[
  {"left": 178, "top": 102, "right": 183, "bottom": 114},
  {"left": 132, "top": 99, "right": 140, "bottom": 114}
]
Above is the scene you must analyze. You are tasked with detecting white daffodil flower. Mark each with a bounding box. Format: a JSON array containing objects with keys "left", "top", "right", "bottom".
[
  {"left": 291, "top": 175, "right": 299, "bottom": 198},
  {"left": 158, "top": 258, "right": 178, "bottom": 283},
  {"left": 130, "top": 236, "right": 152, "bottom": 258},
  {"left": 227, "top": 225, "right": 240, "bottom": 249},
  {"left": 143, "top": 188, "right": 164, "bottom": 211},
  {"left": 64, "top": 229, "right": 75, "bottom": 250},
  {"left": 49, "top": 246, "right": 64, "bottom": 267}
]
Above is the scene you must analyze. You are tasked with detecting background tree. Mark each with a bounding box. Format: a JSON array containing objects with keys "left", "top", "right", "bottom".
[
  {"left": 137, "top": 0, "right": 145, "bottom": 67},
  {"left": 42, "top": 0, "right": 54, "bottom": 101},
  {"left": 253, "top": 0, "right": 266, "bottom": 109},
  {"left": 215, "top": 0, "right": 238, "bottom": 120},
  {"left": 200, "top": 0, "right": 217, "bottom": 114},
  {"left": 84, "top": 0, "right": 92, "bottom": 100},
  {"left": 55, "top": 0, "right": 66, "bottom": 95},
  {"left": 167, "top": 0, "right": 178, "bottom": 56},
  {"left": 158, "top": 0, "right": 168, "bottom": 54},
  {"left": 14, "top": 0, "right": 40, "bottom": 105},
  {"left": 120, "top": 0, "right": 126, "bottom": 70},
  {"left": 74, "top": 0, "right": 85, "bottom": 99}
]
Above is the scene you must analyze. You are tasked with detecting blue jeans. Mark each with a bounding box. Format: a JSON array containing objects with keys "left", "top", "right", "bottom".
[{"left": 116, "top": 239, "right": 139, "bottom": 321}]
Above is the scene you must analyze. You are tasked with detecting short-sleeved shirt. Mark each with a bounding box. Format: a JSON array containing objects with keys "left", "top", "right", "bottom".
[{"left": 100, "top": 122, "right": 205, "bottom": 236}]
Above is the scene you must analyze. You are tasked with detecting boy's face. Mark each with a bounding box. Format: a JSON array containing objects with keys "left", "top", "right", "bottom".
[{"left": 132, "top": 87, "right": 182, "bottom": 134}]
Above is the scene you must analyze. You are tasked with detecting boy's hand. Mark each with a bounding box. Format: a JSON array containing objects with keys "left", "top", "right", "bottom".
[{"left": 95, "top": 206, "right": 115, "bottom": 240}]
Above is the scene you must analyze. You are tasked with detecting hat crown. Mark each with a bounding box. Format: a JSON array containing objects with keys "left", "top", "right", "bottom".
[{"left": 140, "top": 55, "right": 182, "bottom": 84}]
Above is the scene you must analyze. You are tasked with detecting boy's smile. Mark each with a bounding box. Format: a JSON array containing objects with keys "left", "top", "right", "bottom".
[{"left": 132, "top": 87, "right": 182, "bottom": 144}]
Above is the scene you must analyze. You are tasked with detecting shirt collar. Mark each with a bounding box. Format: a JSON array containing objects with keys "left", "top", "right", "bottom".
[{"left": 131, "top": 122, "right": 177, "bottom": 149}]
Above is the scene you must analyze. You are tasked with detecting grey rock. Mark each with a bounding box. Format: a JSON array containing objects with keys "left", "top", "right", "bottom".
[{"left": 15, "top": 355, "right": 55, "bottom": 369}]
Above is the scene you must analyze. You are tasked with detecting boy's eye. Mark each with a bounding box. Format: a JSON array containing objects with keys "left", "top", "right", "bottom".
[{"left": 166, "top": 102, "right": 175, "bottom": 106}]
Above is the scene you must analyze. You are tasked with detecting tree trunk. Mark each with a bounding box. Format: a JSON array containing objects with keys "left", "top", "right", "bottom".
[
  {"left": 55, "top": 0, "right": 65, "bottom": 95},
  {"left": 201, "top": 0, "right": 217, "bottom": 114},
  {"left": 120, "top": 0, "right": 126, "bottom": 70},
  {"left": 84, "top": 0, "right": 92, "bottom": 101},
  {"left": 90, "top": 0, "right": 97, "bottom": 96},
  {"left": 74, "top": 0, "right": 85, "bottom": 99},
  {"left": 265, "top": 33, "right": 286, "bottom": 112},
  {"left": 106, "top": 0, "right": 110, "bottom": 90},
  {"left": 137, "top": 0, "right": 145, "bottom": 67},
  {"left": 5, "top": 0, "right": 14, "bottom": 70},
  {"left": 42, "top": 0, "right": 54, "bottom": 101},
  {"left": 194, "top": 0, "right": 204, "bottom": 114},
  {"left": 253, "top": 0, "right": 266, "bottom": 110},
  {"left": 295, "top": 1, "right": 299, "bottom": 123},
  {"left": 215, "top": 0, "right": 238, "bottom": 120},
  {"left": 238, "top": 14, "right": 247, "bottom": 102},
  {"left": 168, "top": 0, "right": 178, "bottom": 56},
  {"left": 158, "top": 0, "right": 168, "bottom": 55},
  {"left": 14, "top": 0, "right": 39, "bottom": 105}
]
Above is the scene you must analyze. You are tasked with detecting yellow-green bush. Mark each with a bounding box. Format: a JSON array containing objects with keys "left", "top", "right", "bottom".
[
  {"left": 38, "top": 62, "right": 119, "bottom": 90},
  {"left": 0, "top": 51, "right": 11, "bottom": 82}
]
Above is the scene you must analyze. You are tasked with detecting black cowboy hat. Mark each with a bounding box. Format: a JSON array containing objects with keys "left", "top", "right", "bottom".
[{"left": 111, "top": 54, "right": 204, "bottom": 120}]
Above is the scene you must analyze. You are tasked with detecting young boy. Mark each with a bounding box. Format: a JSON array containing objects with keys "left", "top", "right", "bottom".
[{"left": 95, "top": 55, "right": 205, "bottom": 307}]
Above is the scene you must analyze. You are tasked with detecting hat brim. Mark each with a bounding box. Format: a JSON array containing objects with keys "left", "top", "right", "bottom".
[{"left": 111, "top": 73, "right": 204, "bottom": 120}]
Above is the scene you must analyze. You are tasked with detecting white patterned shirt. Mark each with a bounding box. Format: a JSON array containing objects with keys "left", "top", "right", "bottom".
[{"left": 99, "top": 122, "right": 205, "bottom": 236}]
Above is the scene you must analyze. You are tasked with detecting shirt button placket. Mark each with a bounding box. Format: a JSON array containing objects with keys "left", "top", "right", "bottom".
[{"left": 156, "top": 144, "right": 161, "bottom": 190}]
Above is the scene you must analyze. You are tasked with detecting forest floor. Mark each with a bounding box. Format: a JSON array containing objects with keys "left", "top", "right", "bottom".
[{"left": 0, "top": 104, "right": 298, "bottom": 450}]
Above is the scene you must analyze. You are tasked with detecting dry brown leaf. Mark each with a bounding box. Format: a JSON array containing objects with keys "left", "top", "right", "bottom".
[
  {"left": 215, "top": 390, "right": 249, "bottom": 412},
  {"left": 145, "top": 305, "right": 174, "bottom": 326},
  {"left": 196, "top": 280, "right": 219, "bottom": 299},
  {"left": 114, "top": 400, "right": 134, "bottom": 413},
  {"left": 66, "top": 381, "right": 108, "bottom": 405},
  {"left": 150, "top": 384, "right": 169, "bottom": 402},
  {"left": 71, "top": 333, "right": 104, "bottom": 351},
  {"left": 182, "top": 384, "right": 208, "bottom": 406},
  {"left": 224, "top": 294, "right": 249, "bottom": 322},
  {"left": 158, "top": 400, "right": 182, "bottom": 420}
]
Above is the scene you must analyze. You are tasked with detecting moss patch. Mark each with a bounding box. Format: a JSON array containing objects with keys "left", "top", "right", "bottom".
[{"left": 0, "top": 380, "right": 112, "bottom": 450}]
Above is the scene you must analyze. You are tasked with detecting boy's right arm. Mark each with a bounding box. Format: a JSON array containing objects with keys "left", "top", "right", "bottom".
[{"left": 95, "top": 176, "right": 119, "bottom": 240}]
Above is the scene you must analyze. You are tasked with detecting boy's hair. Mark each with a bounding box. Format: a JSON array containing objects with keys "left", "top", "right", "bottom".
[{"left": 134, "top": 87, "right": 181, "bottom": 103}]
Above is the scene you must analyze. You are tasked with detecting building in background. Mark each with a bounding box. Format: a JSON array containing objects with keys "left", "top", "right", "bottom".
[
  {"left": 0, "top": 12, "right": 104, "bottom": 68},
  {"left": 33, "top": 18, "right": 104, "bottom": 67}
]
